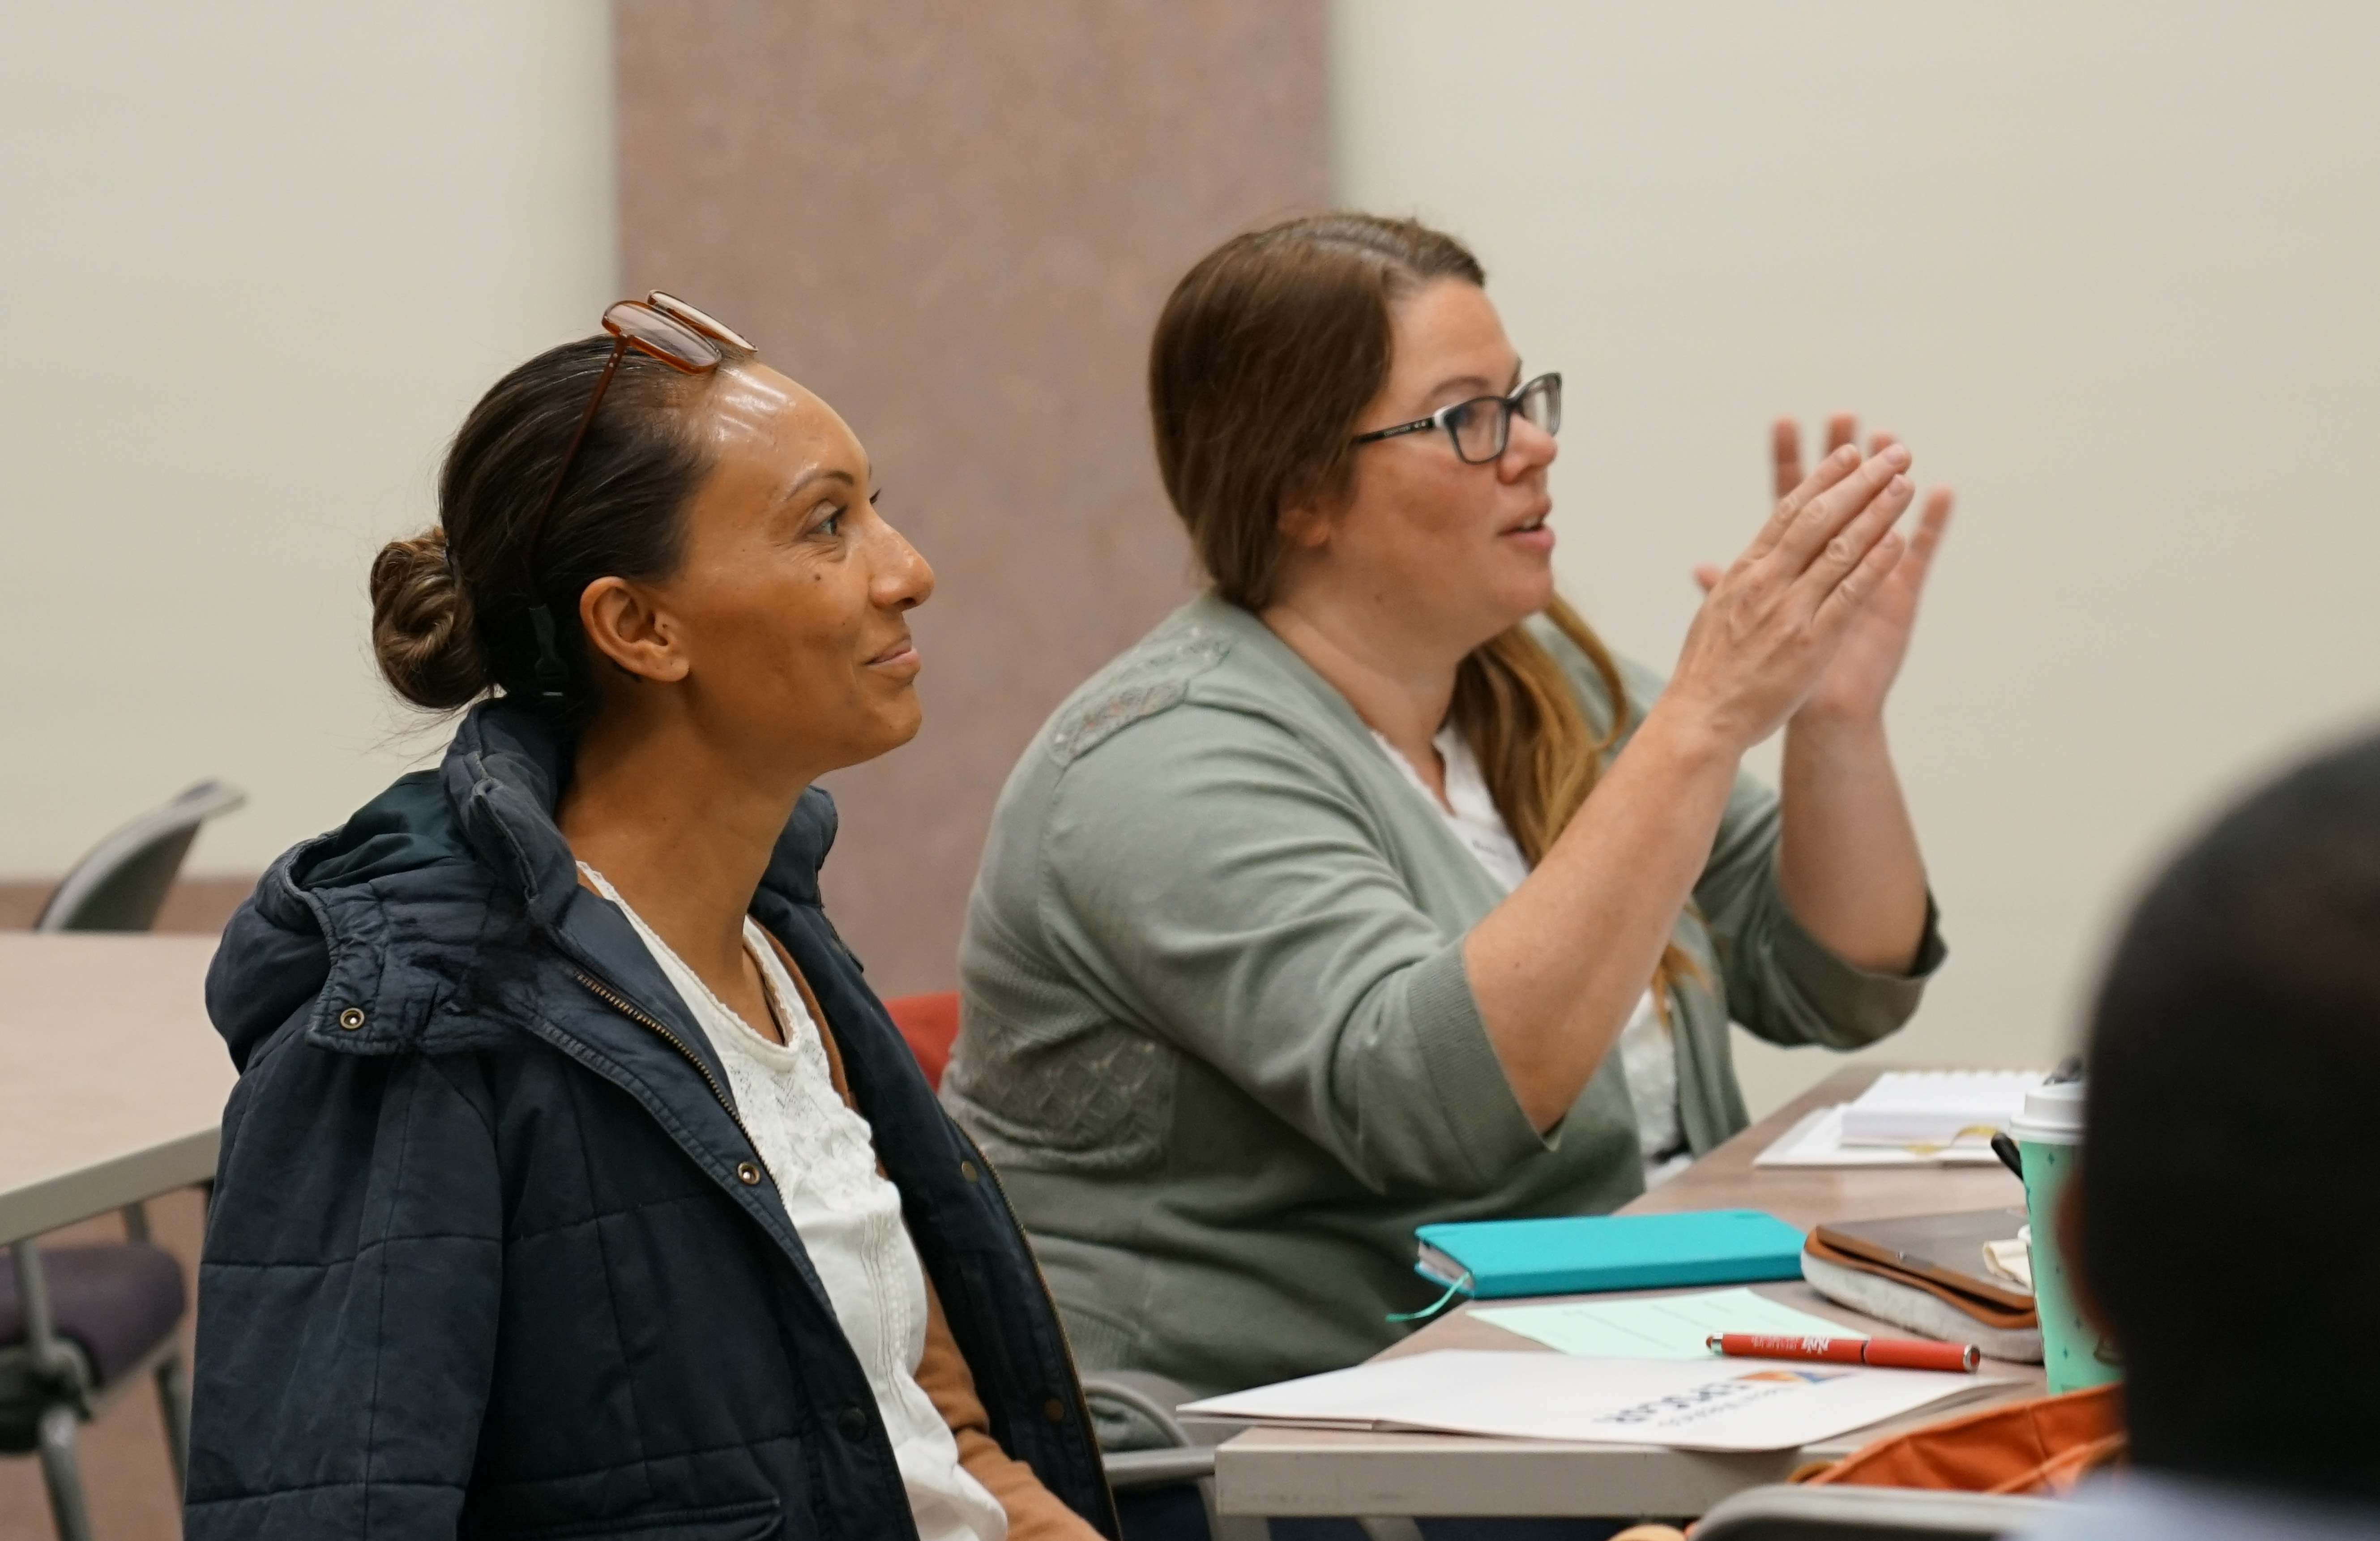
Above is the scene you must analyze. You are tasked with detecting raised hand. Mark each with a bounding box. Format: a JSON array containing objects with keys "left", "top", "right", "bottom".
[
  {"left": 1662, "top": 436, "right": 1917, "bottom": 754},
  {"left": 1777, "top": 415, "right": 1953, "bottom": 724},
  {"left": 1695, "top": 415, "right": 1953, "bottom": 729}
]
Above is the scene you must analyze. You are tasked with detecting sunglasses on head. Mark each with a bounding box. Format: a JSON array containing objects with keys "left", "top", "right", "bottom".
[{"left": 518, "top": 292, "right": 755, "bottom": 700}]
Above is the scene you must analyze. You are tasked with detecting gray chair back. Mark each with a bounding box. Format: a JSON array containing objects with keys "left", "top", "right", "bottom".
[
  {"left": 34, "top": 781, "right": 245, "bottom": 933},
  {"left": 1694, "top": 1483, "right": 2060, "bottom": 1541}
]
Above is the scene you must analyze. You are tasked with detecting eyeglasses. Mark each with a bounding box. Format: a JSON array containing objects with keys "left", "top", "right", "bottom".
[
  {"left": 518, "top": 291, "right": 754, "bottom": 698},
  {"left": 1350, "top": 372, "right": 1561, "bottom": 465}
]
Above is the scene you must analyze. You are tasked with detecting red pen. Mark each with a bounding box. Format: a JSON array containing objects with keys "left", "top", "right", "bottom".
[{"left": 1705, "top": 1332, "right": 1981, "bottom": 1374}]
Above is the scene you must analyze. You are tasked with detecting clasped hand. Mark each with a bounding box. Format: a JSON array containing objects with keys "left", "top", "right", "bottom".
[{"left": 1671, "top": 414, "right": 1953, "bottom": 752}]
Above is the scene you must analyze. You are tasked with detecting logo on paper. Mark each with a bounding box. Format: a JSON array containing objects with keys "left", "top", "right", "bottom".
[
  {"left": 1735, "top": 1369, "right": 1847, "bottom": 1386},
  {"left": 1604, "top": 1368, "right": 1848, "bottom": 1427}
]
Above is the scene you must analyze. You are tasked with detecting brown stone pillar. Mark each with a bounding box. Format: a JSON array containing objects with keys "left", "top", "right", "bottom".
[{"left": 616, "top": 0, "right": 1327, "bottom": 994}]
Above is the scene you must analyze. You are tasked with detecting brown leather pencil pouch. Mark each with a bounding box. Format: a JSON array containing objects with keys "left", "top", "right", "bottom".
[{"left": 1803, "top": 1234, "right": 2039, "bottom": 1331}]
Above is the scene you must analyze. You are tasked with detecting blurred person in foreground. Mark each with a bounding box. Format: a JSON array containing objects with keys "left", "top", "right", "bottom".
[
  {"left": 944, "top": 213, "right": 1954, "bottom": 1406},
  {"left": 188, "top": 296, "right": 1111, "bottom": 1540},
  {"left": 2014, "top": 733, "right": 2380, "bottom": 1538}
]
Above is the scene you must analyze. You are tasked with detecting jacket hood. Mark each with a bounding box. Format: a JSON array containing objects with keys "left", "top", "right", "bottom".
[{"left": 207, "top": 697, "right": 840, "bottom": 1071}]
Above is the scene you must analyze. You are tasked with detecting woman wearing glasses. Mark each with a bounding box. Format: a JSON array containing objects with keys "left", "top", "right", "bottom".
[
  {"left": 189, "top": 298, "right": 1112, "bottom": 1540},
  {"left": 944, "top": 214, "right": 1952, "bottom": 1405}
]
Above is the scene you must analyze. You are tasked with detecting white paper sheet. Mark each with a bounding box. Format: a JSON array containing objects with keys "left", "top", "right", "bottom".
[
  {"left": 1472, "top": 1287, "right": 1861, "bottom": 1359},
  {"left": 1839, "top": 1069, "right": 2045, "bottom": 1145},
  {"left": 1181, "top": 1349, "right": 2004, "bottom": 1453},
  {"left": 1754, "top": 1104, "right": 2005, "bottom": 1169}
]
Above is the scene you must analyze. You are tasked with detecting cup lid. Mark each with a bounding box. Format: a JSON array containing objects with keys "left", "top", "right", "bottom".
[{"left": 2008, "top": 1078, "right": 2086, "bottom": 1143}]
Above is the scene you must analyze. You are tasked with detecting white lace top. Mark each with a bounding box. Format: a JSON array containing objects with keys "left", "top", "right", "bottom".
[
  {"left": 581, "top": 866, "right": 1007, "bottom": 1541},
  {"left": 1371, "top": 725, "right": 1692, "bottom": 1186}
]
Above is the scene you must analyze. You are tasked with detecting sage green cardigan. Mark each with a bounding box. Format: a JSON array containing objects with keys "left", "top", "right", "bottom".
[{"left": 944, "top": 594, "right": 1944, "bottom": 1398}]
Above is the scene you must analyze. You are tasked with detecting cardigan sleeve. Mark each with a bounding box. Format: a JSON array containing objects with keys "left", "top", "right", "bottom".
[
  {"left": 1539, "top": 636, "right": 1947, "bottom": 1051},
  {"left": 1034, "top": 702, "right": 1551, "bottom": 1200},
  {"left": 1693, "top": 764, "right": 1947, "bottom": 1049}
]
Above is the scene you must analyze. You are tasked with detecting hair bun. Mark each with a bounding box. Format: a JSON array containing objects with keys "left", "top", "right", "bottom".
[{"left": 370, "top": 527, "right": 490, "bottom": 709}]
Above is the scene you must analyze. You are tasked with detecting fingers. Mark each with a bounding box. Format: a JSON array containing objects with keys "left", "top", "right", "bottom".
[
  {"left": 1742, "top": 441, "right": 1865, "bottom": 563},
  {"left": 1767, "top": 442, "right": 1911, "bottom": 572},
  {"left": 1867, "top": 428, "right": 1900, "bottom": 455},
  {"left": 1889, "top": 484, "right": 1954, "bottom": 598},
  {"left": 1910, "top": 485, "right": 1953, "bottom": 556},
  {"left": 1813, "top": 526, "right": 1909, "bottom": 635},
  {"left": 1774, "top": 413, "right": 1864, "bottom": 500},
  {"left": 1691, "top": 562, "right": 1723, "bottom": 595},
  {"left": 1786, "top": 466, "right": 1916, "bottom": 616},
  {"left": 1771, "top": 418, "right": 1803, "bottom": 502}
]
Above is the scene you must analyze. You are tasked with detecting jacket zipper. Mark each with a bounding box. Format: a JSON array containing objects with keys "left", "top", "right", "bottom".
[
  {"left": 957, "top": 1127, "right": 1124, "bottom": 1535},
  {"left": 568, "top": 967, "right": 761, "bottom": 1156}
]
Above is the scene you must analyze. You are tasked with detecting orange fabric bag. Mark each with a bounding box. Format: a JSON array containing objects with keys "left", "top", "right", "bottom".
[
  {"left": 1798, "top": 1383, "right": 2125, "bottom": 1496},
  {"left": 1609, "top": 1386, "right": 2125, "bottom": 1541}
]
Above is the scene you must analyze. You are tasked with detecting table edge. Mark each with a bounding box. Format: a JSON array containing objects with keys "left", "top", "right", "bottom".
[{"left": 0, "top": 1126, "right": 221, "bottom": 1245}]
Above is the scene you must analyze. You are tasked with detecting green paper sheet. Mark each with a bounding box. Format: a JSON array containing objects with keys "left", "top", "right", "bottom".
[{"left": 1470, "top": 1287, "right": 1862, "bottom": 1360}]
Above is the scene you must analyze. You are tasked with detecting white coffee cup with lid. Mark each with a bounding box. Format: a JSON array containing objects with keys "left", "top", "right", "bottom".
[
  {"left": 2011, "top": 1076, "right": 2119, "bottom": 1392},
  {"left": 2008, "top": 1079, "right": 2086, "bottom": 1147}
]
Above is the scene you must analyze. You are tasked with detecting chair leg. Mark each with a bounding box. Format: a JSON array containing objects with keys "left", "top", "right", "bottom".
[
  {"left": 1355, "top": 1522, "right": 1424, "bottom": 1541},
  {"left": 155, "top": 1348, "right": 192, "bottom": 1494},
  {"left": 36, "top": 1401, "right": 97, "bottom": 1541},
  {"left": 1201, "top": 1483, "right": 1272, "bottom": 1541}
]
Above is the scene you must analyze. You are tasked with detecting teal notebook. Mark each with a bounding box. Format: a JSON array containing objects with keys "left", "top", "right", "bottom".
[{"left": 1414, "top": 1210, "right": 1807, "bottom": 1299}]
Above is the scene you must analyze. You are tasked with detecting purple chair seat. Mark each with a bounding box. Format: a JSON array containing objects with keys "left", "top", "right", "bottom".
[{"left": 0, "top": 1242, "right": 186, "bottom": 1386}]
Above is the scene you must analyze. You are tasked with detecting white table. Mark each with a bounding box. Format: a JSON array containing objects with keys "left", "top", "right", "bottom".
[
  {"left": 1210, "top": 1070, "right": 2038, "bottom": 1520},
  {"left": 0, "top": 934, "right": 231, "bottom": 1245}
]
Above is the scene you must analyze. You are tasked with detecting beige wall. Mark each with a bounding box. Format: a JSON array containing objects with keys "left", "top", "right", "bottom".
[
  {"left": 13, "top": 1, "right": 2378, "bottom": 1121},
  {"left": 1333, "top": 0, "right": 2380, "bottom": 1114},
  {"left": 0, "top": 2, "right": 615, "bottom": 878}
]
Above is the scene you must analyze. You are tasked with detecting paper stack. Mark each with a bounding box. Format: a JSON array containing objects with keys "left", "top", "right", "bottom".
[
  {"left": 1756, "top": 1106, "right": 2003, "bottom": 1169},
  {"left": 1181, "top": 1349, "right": 2004, "bottom": 1453},
  {"left": 1837, "top": 1070, "right": 2046, "bottom": 1146}
]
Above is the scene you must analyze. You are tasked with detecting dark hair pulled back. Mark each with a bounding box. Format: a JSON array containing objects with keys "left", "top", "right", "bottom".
[{"left": 370, "top": 333, "right": 745, "bottom": 722}]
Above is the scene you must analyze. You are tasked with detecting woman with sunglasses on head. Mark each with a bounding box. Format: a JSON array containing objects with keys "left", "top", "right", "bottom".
[
  {"left": 944, "top": 214, "right": 1953, "bottom": 1409},
  {"left": 188, "top": 296, "right": 1114, "bottom": 1541}
]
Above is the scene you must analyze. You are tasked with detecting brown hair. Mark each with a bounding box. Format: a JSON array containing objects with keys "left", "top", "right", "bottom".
[
  {"left": 1149, "top": 212, "right": 1693, "bottom": 1009},
  {"left": 370, "top": 334, "right": 748, "bottom": 723}
]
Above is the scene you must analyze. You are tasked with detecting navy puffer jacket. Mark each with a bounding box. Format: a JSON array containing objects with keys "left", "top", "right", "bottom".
[{"left": 187, "top": 700, "right": 1117, "bottom": 1541}]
